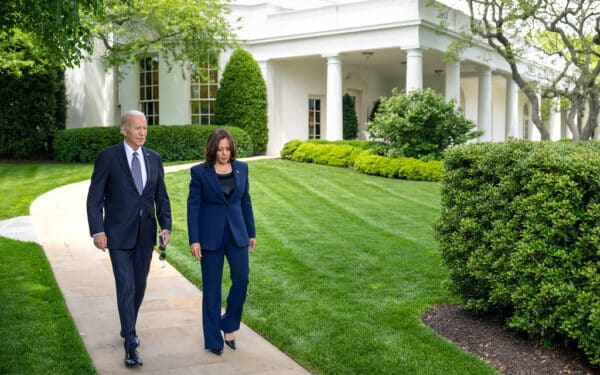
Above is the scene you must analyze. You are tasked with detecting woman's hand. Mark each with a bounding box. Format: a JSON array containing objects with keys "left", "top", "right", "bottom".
[
  {"left": 249, "top": 238, "right": 256, "bottom": 252},
  {"left": 190, "top": 243, "right": 202, "bottom": 259}
]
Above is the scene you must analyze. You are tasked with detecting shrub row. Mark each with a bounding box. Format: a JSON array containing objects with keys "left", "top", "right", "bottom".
[
  {"left": 0, "top": 66, "right": 66, "bottom": 159},
  {"left": 433, "top": 140, "right": 600, "bottom": 365},
  {"left": 53, "top": 125, "right": 253, "bottom": 162},
  {"left": 280, "top": 139, "right": 444, "bottom": 182}
]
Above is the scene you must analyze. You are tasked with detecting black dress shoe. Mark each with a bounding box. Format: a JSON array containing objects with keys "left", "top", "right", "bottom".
[
  {"left": 124, "top": 349, "right": 143, "bottom": 367},
  {"left": 209, "top": 348, "right": 223, "bottom": 356},
  {"left": 120, "top": 331, "right": 140, "bottom": 347},
  {"left": 224, "top": 339, "right": 236, "bottom": 350}
]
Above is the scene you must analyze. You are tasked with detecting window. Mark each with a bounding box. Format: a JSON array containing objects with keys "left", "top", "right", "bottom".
[
  {"left": 308, "top": 97, "right": 322, "bottom": 139},
  {"left": 139, "top": 56, "right": 159, "bottom": 125},
  {"left": 190, "top": 58, "right": 219, "bottom": 125}
]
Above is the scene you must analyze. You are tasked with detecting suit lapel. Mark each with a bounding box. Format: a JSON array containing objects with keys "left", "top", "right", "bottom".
[
  {"left": 232, "top": 161, "right": 243, "bottom": 192},
  {"left": 117, "top": 143, "right": 138, "bottom": 192},
  {"left": 206, "top": 166, "right": 229, "bottom": 202},
  {"left": 141, "top": 146, "right": 153, "bottom": 194}
]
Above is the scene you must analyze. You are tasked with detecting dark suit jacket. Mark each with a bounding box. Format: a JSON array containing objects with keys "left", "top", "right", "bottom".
[
  {"left": 87, "top": 142, "right": 172, "bottom": 250},
  {"left": 187, "top": 160, "right": 255, "bottom": 250}
]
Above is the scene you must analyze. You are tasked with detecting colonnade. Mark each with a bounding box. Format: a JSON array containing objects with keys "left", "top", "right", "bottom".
[{"left": 321, "top": 48, "right": 563, "bottom": 142}]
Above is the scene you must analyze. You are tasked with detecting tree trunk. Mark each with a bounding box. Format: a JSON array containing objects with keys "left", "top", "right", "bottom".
[
  {"left": 566, "top": 102, "right": 580, "bottom": 141},
  {"left": 580, "top": 93, "right": 600, "bottom": 140},
  {"left": 514, "top": 74, "right": 550, "bottom": 140}
]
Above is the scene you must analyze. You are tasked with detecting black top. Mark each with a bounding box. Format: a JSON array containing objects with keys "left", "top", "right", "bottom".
[{"left": 217, "top": 171, "right": 235, "bottom": 199}]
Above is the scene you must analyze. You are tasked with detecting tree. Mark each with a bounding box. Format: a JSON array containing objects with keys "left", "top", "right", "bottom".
[
  {"left": 88, "top": 0, "right": 237, "bottom": 75},
  {"left": 436, "top": 0, "right": 600, "bottom": 141},
  {"left": 0, "top": 0, "right": 107, "bottom": 74},
  {"left": 1, "top": 0, "right": 237, "bottom": 76},
  {"left": 342, "top": 93, "right": 358, "bottom": 140},
  {"left": 367, "top": 88, "right": 480, "bottom": 160},
  {"left": 214, "top": 49, "right": 268, "bottom": 153}
]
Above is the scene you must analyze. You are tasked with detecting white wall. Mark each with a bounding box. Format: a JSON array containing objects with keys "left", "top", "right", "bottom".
[{"left": 65, "top": 40, "right": 117, "bottom": 127}]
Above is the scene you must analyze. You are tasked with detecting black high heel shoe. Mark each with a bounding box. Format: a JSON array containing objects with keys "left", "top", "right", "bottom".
[
  {"left": 209, "top": 348, "right": 223, "bottom": 356},
  {"left": 224, "top": 338, "right": 236, "bottom": 350},
  {"left": 223, "top": 332, "right": 236, "bottom": 350}
]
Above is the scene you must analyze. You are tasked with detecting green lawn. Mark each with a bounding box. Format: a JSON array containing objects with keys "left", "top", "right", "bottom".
[
  {"left": 165, "top": 159, "right": 497, "bottom": 374},
  {"left": 0, "top": 162, "right": 93, "bottom": 220},
  {"left": 0, "top": 236, "right": 96, "bottom": 375},
  {"left": 0, "top": 159, "right": 497, "bottom": 374}
]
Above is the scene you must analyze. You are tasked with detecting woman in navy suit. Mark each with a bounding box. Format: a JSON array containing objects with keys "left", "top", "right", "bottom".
[{"left": 187, "top": 128, "right": 256, "bottom": 356}]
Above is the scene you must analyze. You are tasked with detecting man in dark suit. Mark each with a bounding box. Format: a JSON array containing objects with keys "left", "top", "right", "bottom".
[{"left": 86, "top": 110, "right": 172, "bottom": 367}]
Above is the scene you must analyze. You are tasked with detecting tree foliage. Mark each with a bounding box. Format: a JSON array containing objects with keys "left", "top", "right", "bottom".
[
  {"left": 214, "top": 49, "right": 268, "bottom": 153},
  {"left": 88, "top": 0, "right": 237, "bottom": 75},
  {"left": 367, "top": 88, "right": 480, "bottom": 160},
  {"left": 0, "top": 0, "right": 106, "bottom": 74},
  {"left": 436, "top": 0, "right": 600, "bottom": 140},
  {"left": 1, "top": 0, "right": 237, "bottom": 76},
  {"left": 342, "top": 93, "right": 359, "bottom": 140}
]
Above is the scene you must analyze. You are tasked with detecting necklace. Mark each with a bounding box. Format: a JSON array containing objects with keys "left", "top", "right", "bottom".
[{"left": 215, "top": 163, "right": 232, "bottom": 175}]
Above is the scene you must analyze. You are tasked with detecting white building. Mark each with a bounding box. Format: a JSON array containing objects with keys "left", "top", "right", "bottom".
[{"left": 65, "top": 0, "right": 569, "bottom": 156}]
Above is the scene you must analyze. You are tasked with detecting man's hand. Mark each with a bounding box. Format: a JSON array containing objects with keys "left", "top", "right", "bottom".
[
  {"left": 249, "top": 238, "right": 256, "bottom": 252},
  {"left": 159, "top": 229, "right": 171, "bottom": 246},
  {"left": 93, "top": 233, "right": 107, "bottom": 251},
  {"left": 190, "top": 243, "right": 202, "bottom": 259}
]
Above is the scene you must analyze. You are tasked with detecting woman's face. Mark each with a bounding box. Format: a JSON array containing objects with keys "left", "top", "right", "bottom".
[{"left": 216, "top": 138, "right": 231, "bottom": 165}]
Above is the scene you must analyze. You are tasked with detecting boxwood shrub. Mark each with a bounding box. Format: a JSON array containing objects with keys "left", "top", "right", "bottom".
[
  {"left": 53, "top": 125, "right": 253, "bottom": 162},
  {"left": 434, "top": 140, "right": 600, "bottom": 365},
  {"left": 281, "top": 139, "right": 443, "bottom": 182}
]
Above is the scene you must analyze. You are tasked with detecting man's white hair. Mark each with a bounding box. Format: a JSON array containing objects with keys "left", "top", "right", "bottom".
[{"left": 121, "top": 110, "right": 146, "bottom": 126}]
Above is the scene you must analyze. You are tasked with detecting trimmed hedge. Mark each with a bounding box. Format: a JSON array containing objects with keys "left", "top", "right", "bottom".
[
  {"left": 53, "top": 125, "right": 253, "bottom": 162},
  {"left": 214, "top": 49, "right": 268, "bottom": 153},
  {"left": 280, "top": 139, "right": 444, "bottom": 182},
  {"left": 0, "top": 65, "right": 66, "bottom": 158},
  {"left": 353, "top": 151, "right": 444, "bottom": 181},
  {"left": 433, "top": 140, "right": 600, "bottom": 365}
]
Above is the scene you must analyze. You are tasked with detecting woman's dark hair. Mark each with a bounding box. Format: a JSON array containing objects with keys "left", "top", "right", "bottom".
[{"left": 204, "top": 128, "right": 236, "bottom": 167}]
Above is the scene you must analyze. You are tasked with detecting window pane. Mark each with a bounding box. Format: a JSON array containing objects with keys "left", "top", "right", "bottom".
[
  {"left": 191, "top": 85, "right": 199, "bottom": 98},
  {"left": 201, "top": 102, "right": 209, "bottom": 115},
  {"left": 153, "top": 86, "right": 159, "bottom": 99},
  {"left": 315, "top": 112, "right": 320, "bottom": 122},
  {"left": 315, "top": 100, "right": 320, "bottom": 110}
]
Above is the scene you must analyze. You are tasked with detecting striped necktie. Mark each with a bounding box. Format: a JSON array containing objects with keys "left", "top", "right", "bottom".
[{"left": 131, "top": 151, "right": 143, "bottom": 195}]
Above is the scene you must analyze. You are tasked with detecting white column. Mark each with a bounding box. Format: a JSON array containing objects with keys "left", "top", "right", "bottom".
[
  {"left": 325, "top": 54, "right": 343, "bottom": 140},
  {"left": 405, "top": 48, "right": 423, "bottom": 92},
  {"left": 478, "top": 66, "right": 493, "bottom": 141},
  {"left": 445, "top": 60, "right": 461, "bottom": 109},
  {"left": 258, "top": 60, "right": 277, "bottom": 155},
  {"left": 505, "top": 76, "right": 519, "bottom": 139},
  {"left": 549, "top": 96, "right": 562, "bottom": 141}
]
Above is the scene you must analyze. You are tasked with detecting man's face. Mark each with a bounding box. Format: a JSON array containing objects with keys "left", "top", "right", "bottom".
[{"left": 122, "top": 114, "right": 147, "bottom": 150}]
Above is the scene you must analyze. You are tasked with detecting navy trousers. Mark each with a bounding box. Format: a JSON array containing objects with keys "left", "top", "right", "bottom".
[
  {"left": 200, "top": 224, "right": 249, "bottom": 350},
  {"left": 109, "top": 238, "right": 153, "bottom": 351}
]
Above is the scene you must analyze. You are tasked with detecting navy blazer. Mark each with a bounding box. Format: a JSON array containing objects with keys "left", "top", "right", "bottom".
[
  {"left": 187, "top": 160, "right": 255, "bottom": 250},
  {"left": 86, "top": 143, "right": 172, "bottom": 249}
]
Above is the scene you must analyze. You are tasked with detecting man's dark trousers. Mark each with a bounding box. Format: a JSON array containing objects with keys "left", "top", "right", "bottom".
[{"left": 109, "top": 225, "right": 153, "bottom": 351}]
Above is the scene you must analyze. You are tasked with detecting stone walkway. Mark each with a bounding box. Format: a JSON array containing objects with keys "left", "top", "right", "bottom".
[{"left": 4, "top": 160, "right": 312, "bottom": 374}]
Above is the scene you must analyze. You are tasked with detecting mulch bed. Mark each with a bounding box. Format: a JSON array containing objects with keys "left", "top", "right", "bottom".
[{"left": 421, "top": 305, "right": 599, "bottom": 375}]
